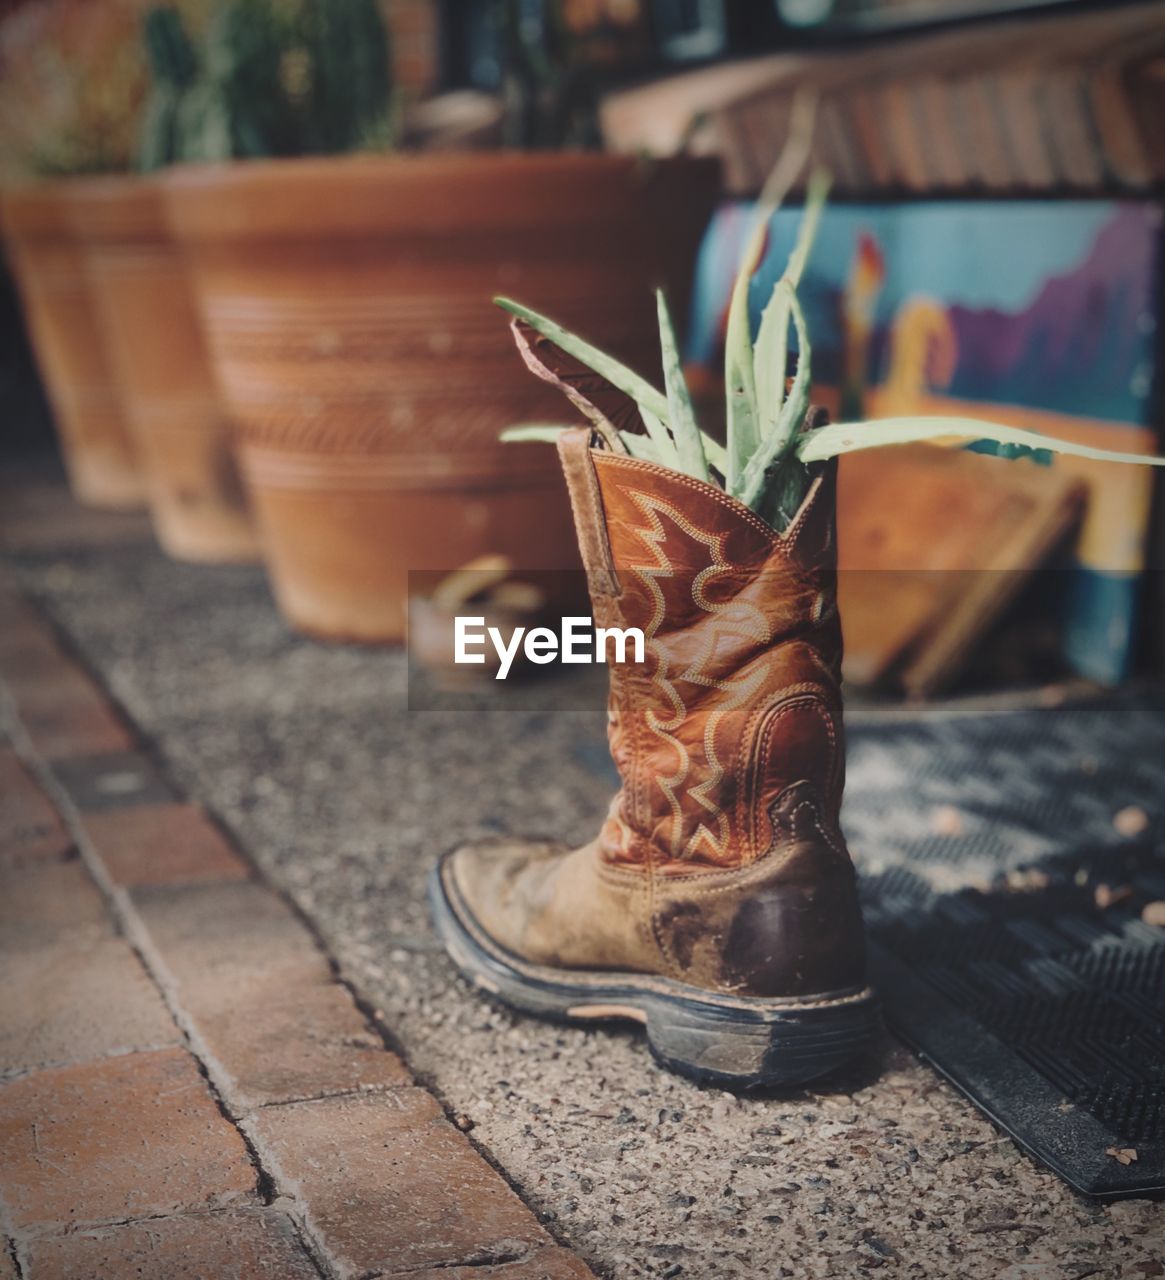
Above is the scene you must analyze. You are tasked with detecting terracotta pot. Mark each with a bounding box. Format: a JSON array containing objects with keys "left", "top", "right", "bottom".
[
  {"left": 1, "top": 182, "right": 143, "bottom": 508},
  {"left": 68, "top": 177, "right": 258, "bottom": 562},
  {"left": 163, "top": 151, "right": 721, "bottom": 642}
]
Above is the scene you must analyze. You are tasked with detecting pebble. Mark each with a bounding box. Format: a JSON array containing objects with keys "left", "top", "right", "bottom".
[
  {"left": 931, "top": 805, "right": 966, "bottom": 837},
  {"left": 1113, "top": 805, "right": 1150, "bottom": 837}
]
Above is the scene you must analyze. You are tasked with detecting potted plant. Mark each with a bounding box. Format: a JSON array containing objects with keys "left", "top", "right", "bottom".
[
  {"left": 429, "top": 173, "right": 1165, "bottom": 1088},
  {"left": 60, "top": 3, "right": 265, "bottom": 562},
  {"left": 0, "top": 0, "right": 146, "bottom": 508},
  {"left": 155, "top": 0, "right": 720, "bottom": 642}
]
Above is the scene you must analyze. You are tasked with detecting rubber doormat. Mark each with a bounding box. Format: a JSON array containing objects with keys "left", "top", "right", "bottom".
[{"left": 846, "top": 690, "right": 1165, "bottom": 1199}]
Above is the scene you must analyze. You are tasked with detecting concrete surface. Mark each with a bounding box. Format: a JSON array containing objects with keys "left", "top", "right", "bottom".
[{"left": 15, "top": 542, "right": 1165, "bottom": 1280}]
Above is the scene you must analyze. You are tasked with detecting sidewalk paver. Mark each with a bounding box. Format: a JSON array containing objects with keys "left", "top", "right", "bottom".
[
  {"left": 0, "top": 748, "right": 70, "bottom": 864},
  {"left": 0, "top": 858, "right": 107, "bottom": 938},
  {"left": 0, "top": 1048, "right": 256, "bottom": 1231},
  {"left": 21, "top": 1208, "right": 321, "bottom": 1280},
  {"left": 0, "top": 936, "right": 180, "bottom": 1074},
  {"left": 135, "top": 881, "right": 410, "bottom": 1108},
  {"left": 4, "top": 665, "right": 133, "bottom": 761},
  {"left": 0, "top": 592, "right": 53, "bottom": 660},
  {"left": 253, "top": 1089, "right": 552, "bottom": 1277},
  {"left": 79, "top": 803, "right": 251, "bottom": 887},
  {"left": 0, "top": 854, "right": 180, "bottom": 1073},
  {"left": 0, "top": 581, "right": 133, "bottom": 770}
]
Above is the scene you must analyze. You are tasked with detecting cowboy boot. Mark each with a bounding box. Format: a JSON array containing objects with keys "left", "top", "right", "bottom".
[{"left": 431, "top": 426, "right": 877, "bottom": 1087}]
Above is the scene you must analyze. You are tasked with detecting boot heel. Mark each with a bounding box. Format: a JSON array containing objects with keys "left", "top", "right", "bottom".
[{"left": 643, "top": 989, "right": 880, "bottom": 1089}]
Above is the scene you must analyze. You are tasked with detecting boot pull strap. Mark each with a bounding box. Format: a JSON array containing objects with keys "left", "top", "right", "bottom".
[{"left": 556, "top": 428, "right": 620, "bottom": 599}]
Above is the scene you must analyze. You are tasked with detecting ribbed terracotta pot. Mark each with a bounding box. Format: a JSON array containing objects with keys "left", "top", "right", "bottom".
[
  {"left": 163, "top": 151, "right": 721, "bottom": 643},
  {"left": 68, "top": 177, "right": 258, "bottom": 562},
  {"left": 1, "top": 182, "right": 143, "bottom": 508}
]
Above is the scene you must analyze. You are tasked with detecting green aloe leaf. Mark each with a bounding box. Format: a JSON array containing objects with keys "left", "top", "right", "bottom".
[
  {"left": 783, "top": 169, "right": 830, "bottom": 292},
  {"left": 753, "top": 284, "right": 791, "bottom": 455},
  {"left": 636, "top": 402, "right": 681, "bottom": 467},
  {"left": 723, "top": 93, "right": 818, "bottom": 492},
  {"left": 510, "top": 317, "right": 643, "bottom": 440},
  {"left": 499, "top": 422, "right": 667, "bottom": 465},
  {"left": 739, "top": 284, "right": 812, "bottom": 512},
  {"left": 797, "top": 417, "right": 1165, "bottom": 468},
  {"left": 723, "top": 254, "right": 762, "bottom": 492},
  {"left": 773, "top": 287, "right": 811, "bottom": 447},
  {"left": 496, "top": 295, "right": 724, "bottom": 471},
  {"left": 752, "top": 171, "right": 829, "bottom": 477},
  {"left": 755, "top": 455, "right": 811, "bottom": 533},
  {"left": 496, "top": 296, "right": 671, "bottom": 424},
  {"left": 620, "top": 426, "right": 668, "bottom": 465},
  {"left": 656, "top": 290, "right": 709, "bottom": 483},
  {"left": 500, "top": 425, "right": 573, "bottom": 444},
  {"left": 699, "top": 432, "right": 729, "bottom": 479}
]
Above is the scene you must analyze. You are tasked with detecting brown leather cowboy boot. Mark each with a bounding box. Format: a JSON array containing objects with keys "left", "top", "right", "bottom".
[{"left": 431, "top": 427, "right": 877, "bottom": 1087}]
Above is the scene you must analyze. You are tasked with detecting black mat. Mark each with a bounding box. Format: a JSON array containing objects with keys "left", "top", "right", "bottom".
[{"left": 846, "top": 692, "right": 1165, "bottom": 1199}]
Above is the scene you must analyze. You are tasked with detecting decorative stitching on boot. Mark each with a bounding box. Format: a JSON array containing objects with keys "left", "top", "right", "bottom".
[
  {"left": 593, "top": 450, "right": 789, "bottom": 546},
  {"left": 732, "top": 682, "right": 838, "bottom": 861},
  {"left": 764, "top": 781, "right": 848, "bottom": 862},
  {"left": 593, "top": 449, "right": 835, "bottom": 554},
  {"left": 747, "top": 690, "right": 841, "bottom": 863},
  {"left": 618, "top": 485, "right": 776, "bottom": 864}
]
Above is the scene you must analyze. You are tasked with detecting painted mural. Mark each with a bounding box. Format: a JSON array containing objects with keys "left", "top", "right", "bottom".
[{"left": 688, "top": 201, "right": 1163, "bottom": 682}]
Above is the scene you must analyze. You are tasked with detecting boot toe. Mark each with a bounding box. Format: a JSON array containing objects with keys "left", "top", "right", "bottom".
[{"left": 444, "top": 837, "right": 567, "bottom": 959}]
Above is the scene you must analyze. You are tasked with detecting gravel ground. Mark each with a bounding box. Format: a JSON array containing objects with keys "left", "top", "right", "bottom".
[{"left": 15, "top": 543, "right": 1165, "bottom": 1280}]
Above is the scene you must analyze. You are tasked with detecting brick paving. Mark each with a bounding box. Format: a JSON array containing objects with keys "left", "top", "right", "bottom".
[
  {"left": 0, "top": 572, "right": 594, "bottom": 1279},
  {"left": 79, "top": 804, "right": 250, "bottom": 887}
]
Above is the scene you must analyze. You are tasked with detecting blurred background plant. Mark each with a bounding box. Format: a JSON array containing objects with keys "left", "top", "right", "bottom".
[
  {"left": 137, "top": 0, "right": 394, "bottom": 169},
  {"left": 0, "top": 0, "right": 149, "bottom": 180},
  {"left": 0, "top": 0, "right": 645, "bottom": 178},
  {"left": 437, "top": 0, "right": 649, "bottom": 150},
  {"left": 497, "top": 0, "right": 602, "bottom": 149}
]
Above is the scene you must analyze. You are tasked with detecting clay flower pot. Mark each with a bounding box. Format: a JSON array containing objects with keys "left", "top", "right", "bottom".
[
  {"left": 163, "top": 151, "right": 720, "bottom": 642},
  {"left": 1, "top": 182, "right": 143, "bottom": 509},
  {"left": 68, "top": 177, "right": 259, "bottom": 563}
]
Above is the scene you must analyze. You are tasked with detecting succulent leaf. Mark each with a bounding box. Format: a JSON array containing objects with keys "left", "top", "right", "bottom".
[
  {"left": 498, "top": 297, "right": 723, "bottom": 466},
  {"left": 499, "top": 425, "right": 573, "bottom": 444},
  {"left": 739, "top": 284, "right": 812, "bottom": 513},
  {"left": 655, "top": 290, "right": 709, "bottom": 483},
  {"left": 510, "top": 318, "right": 642, "bottom": 441},
  {"left": 723, "top": 91, "right": 818, "bottom": 491},
  {"left": 797, "top": 418, "right": 1165, "bottom": 468},
  {"left": 497, "top": 297, "right": 671, "bottom": 423},
  {"left": 751, "top": 171, "right": 828, "bottom": 482}
]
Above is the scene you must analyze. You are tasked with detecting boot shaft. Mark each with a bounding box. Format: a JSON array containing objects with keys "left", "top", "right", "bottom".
[{"left": 557, "top": 429, "right": 847, "bottom": 874}]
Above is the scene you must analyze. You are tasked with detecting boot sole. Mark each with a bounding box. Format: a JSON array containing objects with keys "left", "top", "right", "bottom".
[{"left": 429, "top": 854, "right": 880, "bottom": 1090}]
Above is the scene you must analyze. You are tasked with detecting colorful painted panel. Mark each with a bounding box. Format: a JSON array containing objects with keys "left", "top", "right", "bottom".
[{"left": 688, "top": 201, "right": 1163, "bottom": 683}]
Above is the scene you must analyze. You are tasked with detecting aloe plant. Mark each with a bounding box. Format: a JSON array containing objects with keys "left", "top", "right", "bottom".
[{"left": 497, "top": 180, "right": 1165, "bottom": 531}]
